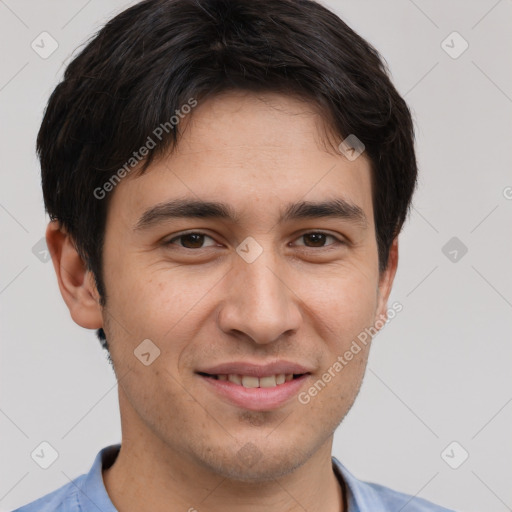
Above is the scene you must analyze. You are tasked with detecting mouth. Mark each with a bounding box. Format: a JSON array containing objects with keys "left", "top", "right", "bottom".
[
  {"left": 197, "top": 372, "right": 308, "bottom": 388},
  {"left": 194, "top": 361, "right": 314, "bottom": 410},
  {"left": 195, "top": 366, "right": 312, "bottom": 411}
]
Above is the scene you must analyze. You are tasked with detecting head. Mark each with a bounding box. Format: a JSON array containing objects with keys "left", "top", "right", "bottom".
[{"left": 41, "top": 0, "right": 416, "bottom": 482}]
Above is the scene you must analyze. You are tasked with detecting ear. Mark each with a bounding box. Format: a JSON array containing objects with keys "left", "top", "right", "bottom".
[
  {"left": 375, "top": 237, "right": 399, "bottom": 324},
  {"left": 45, "top": 220, "right": 103, "bottom": 330}
]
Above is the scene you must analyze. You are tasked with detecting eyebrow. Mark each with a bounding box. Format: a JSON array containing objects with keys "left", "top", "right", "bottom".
[{"left": 133, "top": 197, "right": 368, "bottom": 231}]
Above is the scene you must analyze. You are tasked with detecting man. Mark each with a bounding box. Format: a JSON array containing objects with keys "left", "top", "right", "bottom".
[{"left": 15, "top": 0, "right": 454, "bottom": 510}]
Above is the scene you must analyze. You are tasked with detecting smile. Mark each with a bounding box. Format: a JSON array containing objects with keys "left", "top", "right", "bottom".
[
  {"left": 198, "top": 373, "right": 302, "bottom": 388},
  {"left": 197, "top": 372, "right": 311, "bottom": 411}
]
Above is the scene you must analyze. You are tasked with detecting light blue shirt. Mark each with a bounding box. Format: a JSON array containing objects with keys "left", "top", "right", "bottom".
[{"left": 12, "top": 444, "right": 454, "bottom": 511}]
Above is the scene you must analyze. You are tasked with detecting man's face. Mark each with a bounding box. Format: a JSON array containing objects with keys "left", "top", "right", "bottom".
[{"left": 100, "top": 91, "right": 396, "bottom": 481}]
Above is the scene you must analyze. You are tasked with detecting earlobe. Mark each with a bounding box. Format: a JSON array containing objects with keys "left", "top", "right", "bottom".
[
  {"left": 45, "top": 220, "right": 103, "bottom": 330},
  {"left": 375, "top": 237, "right": 399, "bottom": 324}
]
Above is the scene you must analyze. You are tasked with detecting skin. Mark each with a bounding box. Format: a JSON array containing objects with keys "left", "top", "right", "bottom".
[{"left": 47, "top": 90, "right": 398, "bottom": 512}]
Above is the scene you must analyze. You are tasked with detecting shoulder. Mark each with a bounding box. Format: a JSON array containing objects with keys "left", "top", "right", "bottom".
[
  {"left": 11, "top": 443, "right": 120, "bottom": 512},
  {"left": 332, "top": 457, "right": 456, "bottom": 512},
  {"left": 11, "top": 475, "right": 85, "bottom": 511},
  {"left": 350, "top": 479, "right": 456, "bottom": 511}
]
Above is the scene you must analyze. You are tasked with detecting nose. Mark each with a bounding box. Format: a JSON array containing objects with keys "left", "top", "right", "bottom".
[{"left": 217, "top": 244, "right": 303, "bottom": 345}]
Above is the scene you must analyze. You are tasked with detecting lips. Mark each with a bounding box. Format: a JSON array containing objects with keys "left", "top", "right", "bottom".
[
  {"left": 198, "top": 373, "right": 297, "bottom": 388},
  {"left": 195, "top": 361, "right": 312, "bottom": 410},
  {"left": 196, "top": 360, "right": 313, "bottom": 378},
  {"left": 197, "top": 371, "right": 311, "bottom": 411}
]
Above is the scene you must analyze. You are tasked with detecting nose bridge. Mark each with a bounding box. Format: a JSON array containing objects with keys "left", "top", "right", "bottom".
[{"left": 218, "top": 239, "right": 302, "bottom": 344}]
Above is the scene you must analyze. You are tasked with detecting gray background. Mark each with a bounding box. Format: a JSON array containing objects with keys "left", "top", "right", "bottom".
[{"left": 1, "top": 1, "right": 511, "bottom": 511}]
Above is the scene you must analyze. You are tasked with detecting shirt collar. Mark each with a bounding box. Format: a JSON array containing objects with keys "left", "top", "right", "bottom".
[{"left": 78, "top": 444, "right": 120, "bottom": 512}]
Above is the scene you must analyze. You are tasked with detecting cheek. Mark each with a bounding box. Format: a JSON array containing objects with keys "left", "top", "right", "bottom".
[
  {"left": 296, "top": 265, "right": 379, "bottom": 342},
  {"left": 104, "top": 264, "right": 227, "bottom": 383},
  {"left": 302, "top": 352, "right": 368, "bottom": 429}
]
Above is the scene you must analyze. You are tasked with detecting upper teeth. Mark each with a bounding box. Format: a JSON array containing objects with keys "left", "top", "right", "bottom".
[{"left": 216, "top": 374, "right": 294, "bottom": 387}]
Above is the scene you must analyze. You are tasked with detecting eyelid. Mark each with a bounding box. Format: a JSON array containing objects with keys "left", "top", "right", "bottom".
[
  {"left": 290, "top": 231, "right": 344, "bottom": 247},
  {"left": 165, "top": 230, "right": 346, "bottom": 249},
  {"left": 289, "top": 231, "right": 348, "bottom": 251},
  {"left": 165, "top": 230, "right": 219, "bottom": 247}
]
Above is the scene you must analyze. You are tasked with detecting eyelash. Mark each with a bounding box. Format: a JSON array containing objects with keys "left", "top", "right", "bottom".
[{"left": 164, "top": 231, "right": 345, "bottom": 250}]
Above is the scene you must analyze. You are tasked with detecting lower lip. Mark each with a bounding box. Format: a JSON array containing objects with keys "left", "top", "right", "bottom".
[{"left": 198, "top": 374, "right": 310, "bottom": 411}]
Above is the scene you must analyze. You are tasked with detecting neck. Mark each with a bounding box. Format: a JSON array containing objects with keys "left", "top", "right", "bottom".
[{"left": 103, "top": 435, "right": 344, "bottom": 512}]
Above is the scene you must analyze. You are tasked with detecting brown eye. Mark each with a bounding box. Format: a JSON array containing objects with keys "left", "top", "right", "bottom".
[
  {"left": 293, "top": 232, "right": 341, "bottom": 248},
  {"left": 303, "top": 233, "right": 328, "bottom": 247},
  {"left": 166, "top": 232, "right": 217, "bottom": 249}
]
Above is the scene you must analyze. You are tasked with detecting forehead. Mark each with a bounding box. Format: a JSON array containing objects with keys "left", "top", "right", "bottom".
[
  {"left": 106, "top": 91, "right": 374, "bottom": 229},
  {"left": 178, "top": 91, "right": 333, "bottom": 153}
]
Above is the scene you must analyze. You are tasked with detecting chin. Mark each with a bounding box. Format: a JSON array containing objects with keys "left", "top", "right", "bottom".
[{"left": 197, "top": 441, "right": 311, "bottom": 483}]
